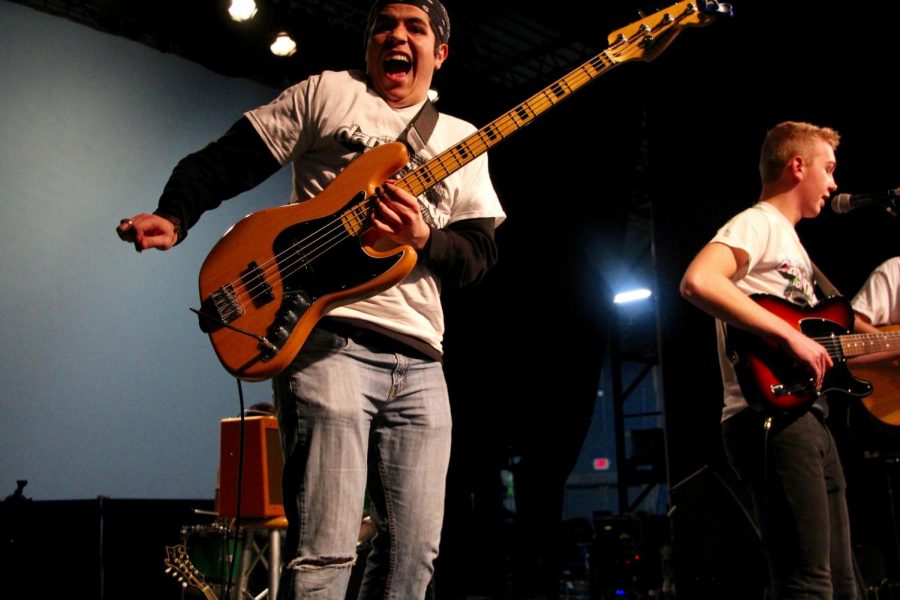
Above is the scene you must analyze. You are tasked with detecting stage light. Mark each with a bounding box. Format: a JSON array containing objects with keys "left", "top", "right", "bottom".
[
  {"left": 228, "top": 0, "right": 258, "bottom": 22},
  {"left": 613, "top": 288, "right": 652, "bottom": 304},
  {"left": 427, "top": 89, "right": 439, "bottom": 103},
  {"left": 270, "top": 32, "right": 297, "bottom": 57}
]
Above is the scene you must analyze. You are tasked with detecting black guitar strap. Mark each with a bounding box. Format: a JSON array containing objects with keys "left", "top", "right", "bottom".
[
  {"left": 394, "top": 98, "right": 440, "bottom": 227},
  {"left": 396, "top": 98, "right": 439, "bottom": 154}
]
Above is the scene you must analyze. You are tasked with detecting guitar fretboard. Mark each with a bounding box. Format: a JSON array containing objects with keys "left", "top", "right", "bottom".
[
  {"left": 389, "top": 1, "right": 710, "bottom": 199},
  {"left": 838, "top": 331, "right": 900, "bottom": 358},
  {"left": 396, "top": 52, "right": 620, "bottom": 198}
]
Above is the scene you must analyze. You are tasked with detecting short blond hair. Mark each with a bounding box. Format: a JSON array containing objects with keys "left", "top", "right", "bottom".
[{"left": 759, "top": 121, "right": 840, "bottom": 184}]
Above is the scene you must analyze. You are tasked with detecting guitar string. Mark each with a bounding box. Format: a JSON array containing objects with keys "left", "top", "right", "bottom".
[
  {"left": 215, "top": 9, "right": 702, "bottom": 315},
  {"left": 213, "top": 95, "right": 556, "bottom": 316},
  {"left": 215, "top": 198, "right": 375, "bottom": 321},
  {"left": 220, "top": 57, "right": 614, "bottom": 315},
  {"left": 811, "top": 332, "right": 900, "bottom": 357},
  {"left": 220, "top": 84, "right": 561, "bottom": 317},
  {"left": 209, "top": 15, "right": 687, "bottom": 318},
  {"left": 208, "top": 23, "right": 649, "bottom": 313}
]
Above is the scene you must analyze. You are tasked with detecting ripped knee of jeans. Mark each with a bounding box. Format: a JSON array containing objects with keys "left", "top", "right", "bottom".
[{"left": 286, "top": 554, "right": 356, "bottom": 571}]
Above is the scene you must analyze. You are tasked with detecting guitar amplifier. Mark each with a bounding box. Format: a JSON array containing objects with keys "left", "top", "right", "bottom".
[{"left": 218, "top": 416, "right": 285, "bottom": 518}]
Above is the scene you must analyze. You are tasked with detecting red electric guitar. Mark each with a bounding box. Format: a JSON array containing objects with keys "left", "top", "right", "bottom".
[
  {"left": 194, "top": 1, "right": 731, "bottom": 381},
  {"left": 727, "top": 294, "right": 900, "bottom": 414}
]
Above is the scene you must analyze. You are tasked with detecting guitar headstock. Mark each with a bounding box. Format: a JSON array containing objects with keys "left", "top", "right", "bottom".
[
  {"left": 607, "top": 1, "right": 733, "bottom": 63},
  {"left": 164, "top": 544, "right": 211, "bottom": 595}
]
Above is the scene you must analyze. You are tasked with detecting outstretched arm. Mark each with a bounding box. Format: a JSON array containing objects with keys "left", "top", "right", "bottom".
[{"left": 116, "top": 117, "right": 280, "bottom": 252}]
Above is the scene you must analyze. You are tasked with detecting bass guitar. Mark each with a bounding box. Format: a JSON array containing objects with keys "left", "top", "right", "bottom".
[
  {"left": 728, "top": 294, "right": 900, "bottom": 414},
  {"left": 196, "top": 1, "right": 731, "bottom": 380}
]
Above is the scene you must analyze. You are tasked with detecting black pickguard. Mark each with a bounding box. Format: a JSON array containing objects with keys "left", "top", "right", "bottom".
[{"left": 273, "top": 211, "right": 400, "bottom": 303}]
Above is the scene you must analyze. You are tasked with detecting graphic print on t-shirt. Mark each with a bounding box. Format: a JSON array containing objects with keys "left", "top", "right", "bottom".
[
  {"left": 335, "top": 123, "right": 394, "bottom": 154},
  {"left": 777, "top": 258, "right": 816, "bottom": 306},
  {"left": 332, "top": 123, "right": 449, "bottom": 230}
]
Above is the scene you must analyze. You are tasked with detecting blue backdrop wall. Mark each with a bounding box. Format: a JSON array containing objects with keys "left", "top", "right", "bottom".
[{"left": 0, "top": 1, "right": 292, "bottom": 500}]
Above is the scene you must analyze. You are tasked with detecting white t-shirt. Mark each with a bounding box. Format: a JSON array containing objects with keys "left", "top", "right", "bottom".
[
  {"left": 852, "top": 256, "right": 900, "bottom": 327},
  {"left": 708, "top": 202, "right": 820, "bottom": 420},
  {"left": 244, "top": 70, "right": 506, "bottom": 353}
]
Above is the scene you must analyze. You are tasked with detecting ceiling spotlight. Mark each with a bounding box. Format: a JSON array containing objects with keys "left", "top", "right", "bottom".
[
  {"left": 228, "top": 0, "right": 258, "bottom": 22},
  {"left": 270, "top": 32, "right": 297, "bottom": 57},
  {"left": 613, "top": 288, "right": 652, "bottom": 304},
  {"left": 427, "top": 89, "right": 440, "bottom": 103}
]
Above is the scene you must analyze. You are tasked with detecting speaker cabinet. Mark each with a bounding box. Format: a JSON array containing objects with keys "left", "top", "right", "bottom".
[{"left": 218, "top": 416, "right": 285, "bottom": 518}]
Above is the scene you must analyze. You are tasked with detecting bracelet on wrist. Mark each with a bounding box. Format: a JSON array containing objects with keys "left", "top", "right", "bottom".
[{"left": 154, "top": 211, "right": 186, "bottom": 245}]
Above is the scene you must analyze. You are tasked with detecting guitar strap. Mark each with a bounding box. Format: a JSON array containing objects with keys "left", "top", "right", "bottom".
[
  {"left": 811, "top": 261, "right": 842, "bottom": 298},
  {"left": 395, "top": 98, "right": 440, "bottom": 227},
  {"left": 810, "top": 261, "right": 846, "bottom": 419},
  {"left": 396, "top": 98, "right": 439, "bottom": 154}
]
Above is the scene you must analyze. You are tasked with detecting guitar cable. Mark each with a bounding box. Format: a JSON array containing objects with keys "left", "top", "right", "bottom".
[
  {"left": 219, "top": 378, "right": 246, "bottom": 600},
  {"left": 190, "top": 306, "right": 278, "bottom": 352},
  {"left": 761, "top": 416, "right": 774, "bottom": 563}
]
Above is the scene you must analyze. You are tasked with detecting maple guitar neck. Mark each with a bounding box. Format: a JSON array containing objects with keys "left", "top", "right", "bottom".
[
  {"left": 394, "top": 1, "right": 729, "bottom": 200},
  {"left": 395, "top": 54, "right": 621, "bottom": 198}
]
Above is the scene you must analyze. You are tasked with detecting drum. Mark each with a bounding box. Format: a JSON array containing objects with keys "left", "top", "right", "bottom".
[{"left": 180, "top": 522, "right": 242, "bottom": 584}]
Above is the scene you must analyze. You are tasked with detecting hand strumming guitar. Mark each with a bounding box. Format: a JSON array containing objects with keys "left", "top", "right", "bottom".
[{"left": 370, "top": 182, "right": 431, "bottom": 252}]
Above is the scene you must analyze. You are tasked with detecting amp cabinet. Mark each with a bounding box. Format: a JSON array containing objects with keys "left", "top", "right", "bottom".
[{"left": 218, "top": 415, "right": 285, "bottom": 518}]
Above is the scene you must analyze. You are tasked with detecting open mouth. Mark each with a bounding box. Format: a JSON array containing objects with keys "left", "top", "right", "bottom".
[{"left": 384, "top": 53, "right": 411, "bottom": 80}]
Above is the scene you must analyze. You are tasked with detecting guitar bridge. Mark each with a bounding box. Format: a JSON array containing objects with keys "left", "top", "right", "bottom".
[
  {"left": 771, "top": 380, "right": 815, "bottom": 398},
  {"left": 210, "top": 284, "right": 243, "bottom": 324},
  {"left": 196, "top": 284, "right": 244, "bottom": 334}
]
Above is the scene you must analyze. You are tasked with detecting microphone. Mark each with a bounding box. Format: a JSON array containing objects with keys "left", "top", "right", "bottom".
[{"left": 831, "top": 188, "right": 900, "bottom": 214}]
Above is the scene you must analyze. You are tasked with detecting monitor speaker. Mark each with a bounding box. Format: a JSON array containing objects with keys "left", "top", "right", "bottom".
[{"left": 218, "top": 416, "right": 285, "bottom": 518}]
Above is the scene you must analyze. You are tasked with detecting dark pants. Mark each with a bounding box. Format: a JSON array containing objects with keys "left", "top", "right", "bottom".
[{"left": 722, "top": 409, "right": 858, "bottom": 599}]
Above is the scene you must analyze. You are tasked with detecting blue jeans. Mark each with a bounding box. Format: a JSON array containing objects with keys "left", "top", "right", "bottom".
[
  {"left": 273, "top": 323, "right": 451, "bottom": 600},
  {"left": 723, "top": 409, "right": 858, "bottom": 600}
]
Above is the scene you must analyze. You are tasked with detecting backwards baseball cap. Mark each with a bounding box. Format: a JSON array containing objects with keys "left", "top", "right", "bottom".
[{"left": 365, "top": 0, "right": 451, "bottom": 46}]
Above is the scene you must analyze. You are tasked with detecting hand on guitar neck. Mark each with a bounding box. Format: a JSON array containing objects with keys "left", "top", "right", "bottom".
[{"left": 848, "top": 314, "right": 900, "bottom": 364}]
